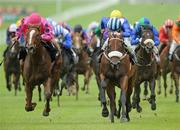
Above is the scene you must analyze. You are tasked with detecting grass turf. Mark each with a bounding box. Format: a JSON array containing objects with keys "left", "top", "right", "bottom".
[{"left": 0, "top": 3, "right": 180, "bottom": 130}]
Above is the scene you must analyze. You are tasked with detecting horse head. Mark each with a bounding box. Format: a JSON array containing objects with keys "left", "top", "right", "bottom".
[
  {"left": 26, "top": 25, "right": 41, "bottom": 54},
  {"left": 106, "top": 32, "right": 126, "bottom": 69},
  {"left": 72, "top": 32, "right": 83, "bottom": 55},
  {"left": 140, "top": 29, "right": 154, "bottom": 53}
]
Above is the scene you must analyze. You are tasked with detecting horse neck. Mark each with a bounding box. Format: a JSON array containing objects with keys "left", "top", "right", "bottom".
[
  {"left": 138, "top": 46, "right": 152, "bottom": 64},
  {"left": 29, "top": 43, "right": 44, "bottom": 63}
]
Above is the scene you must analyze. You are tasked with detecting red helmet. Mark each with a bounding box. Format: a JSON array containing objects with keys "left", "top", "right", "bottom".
[
  {"left": 164, "top": 19, "right": 174, "bottom": 28},
  {"left": 27, "top": 13, "right": 41, "bottom": 26}
]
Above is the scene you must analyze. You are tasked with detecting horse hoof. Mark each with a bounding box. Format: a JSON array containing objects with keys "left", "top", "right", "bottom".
[
  {"left": 131, "top": 102, "right": 136, "bottom": 109},
  {"left": 81, "top": 87, "right": 85, "bottom": 91},
  {"left": 169, "top": 89, "right": 173, "bottom": 94},
  {"left": 111, "top": 118, "right": 114, "bottom": 123},
  {"left": 25, "top": 105, "right": 35, "bottom": 112},
  {"left": 102, "top": 108, "right": 109, "bottom": 117},
  {"left": 151, "top": 103, "right": 156, "bottom": 111},
  {"left": 176, "top": 97, "right": 179, "bottom": 103},
  {"left": 120, "top": 117, "right": 128, "bottom": 123},
  {"left": 43, "top": 111, "right": 49, "bottom": 116},
  {"left": 165, "top": 93, "right": 167, "bottom": 98},
  {"left": 157, "top": 91, "right": 161, "bottom": 95},
  {"left": 137, "top": 106, "right": 142, "bottom": 113}
]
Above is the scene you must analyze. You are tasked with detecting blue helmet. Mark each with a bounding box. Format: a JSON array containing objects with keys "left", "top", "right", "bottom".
[
  {"left": 139, "top": 17, "right": 150, "bottom": 26},
  {"left": 107, "top": 17, "right": 121, "bottom": 31}
]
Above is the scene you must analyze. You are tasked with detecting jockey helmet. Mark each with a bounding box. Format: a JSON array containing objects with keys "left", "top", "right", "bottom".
[
  {"left": 74, "top": 24, "right": 83, "bottom": 33},
  {"left": 27, "top": 13, "right": 41, "bottom": 26},
  {"left": 110, "top": 10, "right": 123, "bottom": 18},
  {"left": 164, "top": 19, "right": 174, "bottom": 28},
  {"left": 139, "top": 17, "right": 150, "bottom": 27},
  {"left": 176, "top": 16, "right": 180, "bottom": 27},
  {"left": 107, "top": 17, "right": 121, "bottom": 31},
  {"left": 9, "top": 23, "right": 17, "bottom": 32}
]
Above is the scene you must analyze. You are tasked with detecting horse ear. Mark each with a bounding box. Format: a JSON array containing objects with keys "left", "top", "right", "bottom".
[{"left": 108, "top": 32, "right": 112, "bottom": 39}]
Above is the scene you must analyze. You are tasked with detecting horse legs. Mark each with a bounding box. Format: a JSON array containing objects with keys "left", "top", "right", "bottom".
[
  {"left": 119, "top": 76, "right": 128, "bottom": 123},
  {"left": 43, "top": 78, "right": 53, "bottom": 116},
  {"left": 149, "top": 79, "right": 156, "bottom": 110},
  {"left": 157, "top": 74, "right": 162, "bottom": 95},
  {"left": 163, "top": 72, "right": 168, "bottom": 97},
  {"left": 100, "top": 74, "right": 109, "bottom": 117},
  {"left": 13, "top": 73, "right": 20, "bottom": 96},
  {"left": 170, "top": 74, "right": 174, "bottom": 94},
  {"left": 25, "top": 84, "right": 36, "bottom": 111},
  {"left": 96, "top": 75, "right": 101, "bottom": 101},
  {"left": 5, "top": 72, "right": 11, "bottom": 91},
  {"left": 143, "top": 81, "right": 148, "bottom": 100},
  {"left": 38, "top": 85, "right": 42, "bottom": 101},
  {"left": 106, "top": 84, "right": 116, "bottom": 123},
  {"left": 173, "top": 73, "right": 179, "bottom": 103}
]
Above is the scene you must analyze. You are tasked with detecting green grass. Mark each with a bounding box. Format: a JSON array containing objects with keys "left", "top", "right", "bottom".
[
  {"left": 1, "top": 3, "right": 180, "bottom": 130},
  {"left": 68, "top": 3, "right": 180, "bottom": 29}
]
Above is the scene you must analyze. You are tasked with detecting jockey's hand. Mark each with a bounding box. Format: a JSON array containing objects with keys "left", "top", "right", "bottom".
[{"left": 11, "top": 36, "right": 18, "bottom": 43}]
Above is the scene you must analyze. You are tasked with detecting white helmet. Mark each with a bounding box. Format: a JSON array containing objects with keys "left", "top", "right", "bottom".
[
  {"left": 87, "top": 21, "right": 99, "bottom": 33},
  {"left": 9, "top": 23, "right": 17, "bottom": 32}
]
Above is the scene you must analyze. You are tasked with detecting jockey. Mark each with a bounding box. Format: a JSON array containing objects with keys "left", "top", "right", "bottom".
[
  {"left": 3, "top": 23, "right": 18, "bottom": 57},
  {"left": 16, "top": 13, "right": 58, "bottom": 61},
  {"left": 100, "top": 17, "right": 109, "bottom": 41},
  {"left": 100, "top": 10, "right": 137, "bottom": 63},
  {"left": 131, "top": 17, "right": 160, "bottom": 63},
  {"left": 169, "top": 16, "right": 180, "bottom": 61},
  {"left": 58, "top": 21, "right": 72, "bottom": 33},
  {"left": 159, "top": 19, "right": 174, "bottom": 54},
  {"left": 46, "top": 18, "right": 78, "bottom": 64},
  {"left": 73, "top": 24, "right": 92, "bottom": 55}
]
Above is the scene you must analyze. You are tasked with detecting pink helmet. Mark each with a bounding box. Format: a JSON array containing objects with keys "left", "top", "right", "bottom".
[
  {"left": 27, "top": 13, "right": 41, "bottom": 26},
  {"left": 164, "top": 19, "right": 174, "bottom": 28}
]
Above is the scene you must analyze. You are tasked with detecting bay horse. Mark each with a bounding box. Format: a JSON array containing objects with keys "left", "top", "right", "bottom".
[
  {"left": 171, "top": 45, "right": 180, "bottom": 102},
  {"left": 4, "top": 37, "right": 21, "bottom": 95},
  {"left": 88, "top": 34, "right": 102, "bottom": 101},
  {"left": 132, "top": 29, "right": 157, "bottom": 113},
  {"left": 23, "top": 26, "right": 61, "bottom": 116},
  {"left": 99, "top": 32, "right": 134, "bottom": 123},
  {"left": 72, "top": 32, "right": 93, "bottom": 95}
]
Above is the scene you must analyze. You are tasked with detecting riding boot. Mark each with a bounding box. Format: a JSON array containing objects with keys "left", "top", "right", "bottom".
[
  {"left": 45, "top": 43, "right": 58, "bottom": 62},
  {"left": 169, "top": 40, "right": 178, "bottom": 61},
  {"left": 124, "top": 37, "right": 138, "bottom": 64},
  {"left": 70, "top": 48, "right": 78, "bottom": 64},
  {"left": 97, "top": 49, "right": 104, "bottom": 63},
  {"left": 158, "top": 44, "right": 166, "bottom": 54}
]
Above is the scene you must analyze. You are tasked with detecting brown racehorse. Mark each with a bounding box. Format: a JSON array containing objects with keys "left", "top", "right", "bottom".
[
  {"left": 99, "top": 32, "right": 134, "bottom": 123},
  {"left": 88, "top": 34, "right": 102, "bottom": 101},
  {"left": 158, "top": 29, "right": 173, "bottom": 97},
  {"left": 132, "top": 29, "right": 157, "bottom": 113},
  {"left": 23, "top": 26, "right": 61, "bottom": 116},
  {"left": 72, "top": 32, "right": 93, "bottom": 96},
  {"left": 4, "top": 38, "right": 20, "bottom": 95},
  {"left": 171, "top": 45, "right": 180, "bottom": 102}
]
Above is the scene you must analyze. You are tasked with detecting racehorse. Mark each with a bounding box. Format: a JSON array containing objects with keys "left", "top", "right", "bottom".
[
  {"left": 88, "top": 34, "right": 102, "bottom": 101},
  {"left": 132, "top": 29, "right": 157, "bottom": 113},
  {"left": 4, "top": 37, "right": 21, "bottom": 96},
  {"left": 23, "top": 26, "right": 61, "bottom": 116},
  {"left": 171, "top": 45, "right": 180, "bottom": 102},
  {"left": 72, "top": 32, "right": 93, "bottom": 95},
  {"left": 99, "top": 32, "right": 134, "bottom": 123},
  {"left": 158, "top": 44, "right": 173, "bottom": 97}
]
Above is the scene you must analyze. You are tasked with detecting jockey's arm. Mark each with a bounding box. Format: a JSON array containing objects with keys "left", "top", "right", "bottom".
[
  {"left": 41, "top": 23, "right": 54, "bottom": 42},
  {"left": 63, "top": 33, "right": 72, "bottom": 49},
  {"left": 152, "top": 26, "right": 160, "bottom": 46},
  {"left": 6, "top": 30, "right": 11, "bottom": 45},
  {"left": 131, "top": 29, "right": 140, "bottom": 45},
  {"left": 121, "top": 19, "right": 131, "bottom": 37},
  {"left": 172, "top": 25, "right": 180, "bottom": 43},
  {"left": 159, "top": 27, "right": 168, "bottom": 44}
]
